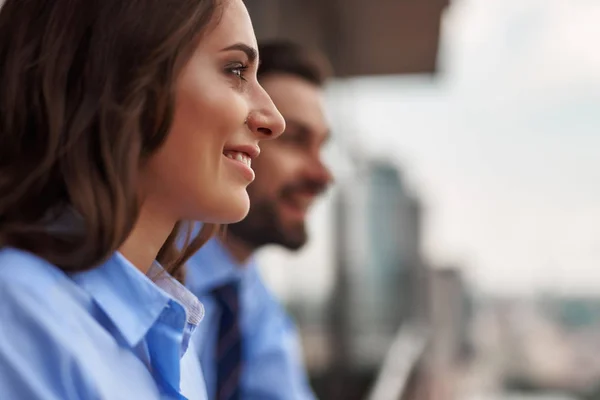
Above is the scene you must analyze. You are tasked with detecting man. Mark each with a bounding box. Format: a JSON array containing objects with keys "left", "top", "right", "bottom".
[{"left": 186, "top": 41, "right": 333, "bottom": 400}]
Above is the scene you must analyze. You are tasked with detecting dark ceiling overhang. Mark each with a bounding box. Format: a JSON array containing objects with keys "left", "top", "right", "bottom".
[{"left": 246, "top": 0, "right": 449, "bottom": 77}]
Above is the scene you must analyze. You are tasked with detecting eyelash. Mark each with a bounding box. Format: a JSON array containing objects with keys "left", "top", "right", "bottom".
[{"left": 226, "top": 63, "right": 248, "bottom": 82}]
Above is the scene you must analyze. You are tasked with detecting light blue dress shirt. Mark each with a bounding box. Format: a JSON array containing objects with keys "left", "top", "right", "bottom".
[
  {"left": 186, "top": 239, "right": 316, "bottom": 400},
  {"left": 0, "top": 247, "right": 208, "bottom": 400}
]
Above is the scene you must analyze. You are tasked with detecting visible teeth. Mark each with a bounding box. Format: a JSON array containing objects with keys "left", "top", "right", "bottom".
[{"left": 225, "top": 151, "right": 251, "bottom": 167}]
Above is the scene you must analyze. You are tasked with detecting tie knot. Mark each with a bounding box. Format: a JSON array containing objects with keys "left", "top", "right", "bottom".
[{"left": 212, "top": 282, "right": 240, "bottom": 314}]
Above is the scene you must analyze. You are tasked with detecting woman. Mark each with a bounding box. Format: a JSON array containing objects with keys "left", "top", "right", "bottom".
[{"left": 0, "top": 0, "right": 284, "bottom": 398}]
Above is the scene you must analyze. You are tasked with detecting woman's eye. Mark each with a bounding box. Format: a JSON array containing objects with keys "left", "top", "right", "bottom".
[{"left": 227, "top": 63, "right": 248, "bottom": 81}]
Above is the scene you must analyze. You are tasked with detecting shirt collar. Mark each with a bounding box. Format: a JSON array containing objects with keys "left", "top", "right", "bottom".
[
  {"left": 147, "top": 261, "right": 204, "bottom": 326},
  {"left": 185, "top": 238, "right": 256, "bottom": 294},
  {"left": 72, "top": 252, "right": 203, "bottom": 347}
]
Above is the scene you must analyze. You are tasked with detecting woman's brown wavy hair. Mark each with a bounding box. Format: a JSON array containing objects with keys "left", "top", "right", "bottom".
[{"left": 0, "top": 0, "right": 224, "bottom": 276}]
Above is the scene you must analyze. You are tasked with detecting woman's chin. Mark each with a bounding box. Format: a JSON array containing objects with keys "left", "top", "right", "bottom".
[{"left": 222, "top": 206, "right": 250, "bottom": 224}]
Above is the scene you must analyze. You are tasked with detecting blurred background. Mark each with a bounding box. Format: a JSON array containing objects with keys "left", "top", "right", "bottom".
[{"left": 247, "top": 0, "right": 600, "bottom": 399}]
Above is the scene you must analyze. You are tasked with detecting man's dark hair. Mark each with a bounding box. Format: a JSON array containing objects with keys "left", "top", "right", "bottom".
[{"left": 258, "top": 40, "right": 333, "bottom": 87}]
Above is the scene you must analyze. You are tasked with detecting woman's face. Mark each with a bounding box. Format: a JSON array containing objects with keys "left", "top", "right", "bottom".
[{"left": 141, "top": 0, "right": 285, "bottom": 224}]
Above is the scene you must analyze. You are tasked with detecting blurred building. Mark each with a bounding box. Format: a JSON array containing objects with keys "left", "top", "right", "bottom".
[
  {"left": 335, "top": 160, "right": 424, "bottom": 368},
  {"left": 308, "top": 159, "right": 429, "bottom": 400}
]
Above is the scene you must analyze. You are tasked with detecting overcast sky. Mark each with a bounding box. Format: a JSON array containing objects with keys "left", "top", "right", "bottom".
[{"left": 260, "top": 0, "right": 600, "bottom": 298}]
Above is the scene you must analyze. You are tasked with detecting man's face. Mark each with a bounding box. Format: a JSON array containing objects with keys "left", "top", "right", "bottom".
[{"left": 227, "top": 73, "right": 332, "bottom": 250}]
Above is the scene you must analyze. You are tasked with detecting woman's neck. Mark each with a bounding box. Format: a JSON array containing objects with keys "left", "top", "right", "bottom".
[{"left": 119, "top": 200, "right": 176, "bottom": 274}]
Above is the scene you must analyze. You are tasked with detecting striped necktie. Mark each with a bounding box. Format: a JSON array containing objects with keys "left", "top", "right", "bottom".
[{"left": 212, "top": 282, "right": 242, "bottom": 400}]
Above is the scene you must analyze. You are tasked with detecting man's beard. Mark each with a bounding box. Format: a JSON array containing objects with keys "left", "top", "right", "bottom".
[{"left": 227, "top": 197, "right": 308, "bottom": 251}]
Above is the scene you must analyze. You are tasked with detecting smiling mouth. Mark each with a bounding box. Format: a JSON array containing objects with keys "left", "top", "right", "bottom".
[
  {"left": 282, "top": 194, "right": 315, "bottom": 213},
  {"left": 223, "top": 150, "right": 252, "bottom": 168}
]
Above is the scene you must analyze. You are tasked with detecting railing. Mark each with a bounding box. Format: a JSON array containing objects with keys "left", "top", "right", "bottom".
[{"left": 368, "top": 323, "right": 429, "bottom": 400}]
